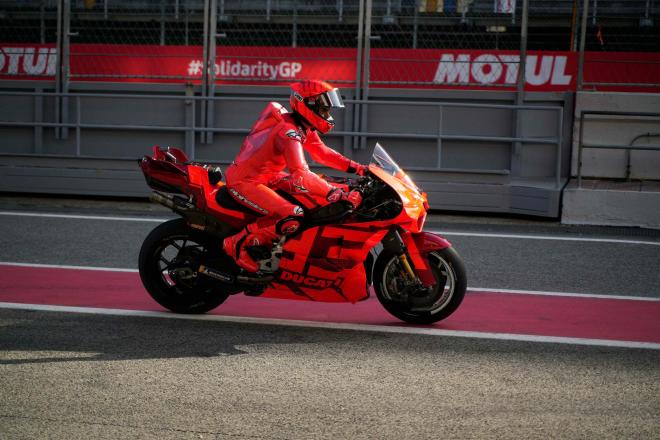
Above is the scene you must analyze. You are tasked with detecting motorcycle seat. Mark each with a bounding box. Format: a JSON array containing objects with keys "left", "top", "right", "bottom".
[{"left": 215, "top": 185, "right": 265, "bottom": 217}]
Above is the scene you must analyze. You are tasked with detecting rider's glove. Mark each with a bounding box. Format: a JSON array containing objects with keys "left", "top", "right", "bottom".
[
  {"left": 327, "top": 188, "right": 362, "bottom": 209},
  {"left": 347, "top": 160, "right": 368, "bottom": 177},
  {"left": 345, "top": 190, "right": 362, "bottom": 209}
]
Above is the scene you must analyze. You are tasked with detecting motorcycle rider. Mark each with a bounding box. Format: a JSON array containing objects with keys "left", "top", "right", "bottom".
[{"left": 223, "top": 79, "right": 367, "bottom": 273}]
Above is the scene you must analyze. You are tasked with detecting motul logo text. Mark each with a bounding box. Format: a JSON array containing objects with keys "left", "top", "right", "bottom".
[
  {"left": 434, "top": 54, "right": 572, "bottom": 86},
  {"left": 0, "top": 47, "right": 57, "bottom": 76}
]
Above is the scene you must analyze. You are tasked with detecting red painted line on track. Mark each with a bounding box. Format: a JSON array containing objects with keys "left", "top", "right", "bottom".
[{"left": 1, "top": 265, "right": 659, "bottom": 344}]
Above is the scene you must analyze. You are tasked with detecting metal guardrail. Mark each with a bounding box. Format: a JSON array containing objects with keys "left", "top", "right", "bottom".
[
  {"left": 0, "top": 90, "right": 565, "bottom": 187},
  {"left": 577, "top": 110, "right": 660, "bottom": 187}
]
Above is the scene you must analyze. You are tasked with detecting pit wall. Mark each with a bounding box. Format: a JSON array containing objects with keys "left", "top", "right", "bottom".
[
  {"left": 562, "top": 91, "right": 660, "bottom": 229},
  {"left": 0, "top": 81, "right": 573, "bottom": 218},
  {"left": 571, "top": 92, "right": 660, "bottom": 180}
]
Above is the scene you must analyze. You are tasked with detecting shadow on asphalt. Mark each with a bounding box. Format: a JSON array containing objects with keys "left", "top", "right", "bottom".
[
  {"left": 1, "top": 309, "right": 657, "bottom": 366},
  {"left": 0, "top": 310, "right": 266, "bottom": 365},
  {"left": 0, "top": 309, "right": 400, "bottom": 365}
]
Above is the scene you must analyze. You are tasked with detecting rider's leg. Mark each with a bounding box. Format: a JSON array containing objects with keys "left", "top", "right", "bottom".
[
  {"left": 222, "top": 222, "right": 277, "bottom": 273},
  {"left": 223, "top": 183, "right": 303, "bottom": 272}
]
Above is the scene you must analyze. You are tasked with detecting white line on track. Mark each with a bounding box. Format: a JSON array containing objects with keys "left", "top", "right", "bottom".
[
  {"left": 0, "top": 210, "right": 169, "bottom": 223},
  {"left": 471, "top": 287, "right": 660, "bottom": 302},
  {"left": 434, "top": 230, "right": 660, "bottom": 246},
  {"left": 0, "top": 301, "right": 658, "bottom": 350},
  {"left": 2, "top": 210, "right": 660, "bottom": 246},
  {"left": 1, "top": 261, "right": 658, "bottom": 302},
  {"left": 0, "top": 261, "right": 139, "bottom": 273}
]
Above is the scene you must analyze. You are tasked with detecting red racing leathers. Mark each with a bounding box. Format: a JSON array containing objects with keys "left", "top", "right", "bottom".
[{"left": 223, "top": 102, "right": 362, "bottom": 272}]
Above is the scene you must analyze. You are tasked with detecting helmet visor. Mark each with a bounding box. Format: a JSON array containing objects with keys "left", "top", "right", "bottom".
[{"left": 318, "top": 88, "right": 345, "bottom": 109}]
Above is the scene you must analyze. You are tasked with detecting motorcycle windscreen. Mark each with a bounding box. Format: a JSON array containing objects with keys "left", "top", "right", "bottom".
[{"left": 370, "top": 143, "right": 420, "bottom": 191}]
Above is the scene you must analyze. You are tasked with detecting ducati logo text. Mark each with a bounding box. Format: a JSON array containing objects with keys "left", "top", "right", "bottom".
[{"left": 279, "top": 270, "right": 343, "bottom": 289}]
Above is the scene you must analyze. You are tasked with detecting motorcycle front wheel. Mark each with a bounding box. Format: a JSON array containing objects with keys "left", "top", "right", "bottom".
[
  {"left": 138, "top": 218, "right": 234, "bottom": 314},
  {"left": 374, "top": 247, "right": 467, "bottom": 324}
]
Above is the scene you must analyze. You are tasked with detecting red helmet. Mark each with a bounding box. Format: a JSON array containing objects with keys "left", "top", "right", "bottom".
[{"left": 290, "top": 80, "right": 344, "bottom": 134}]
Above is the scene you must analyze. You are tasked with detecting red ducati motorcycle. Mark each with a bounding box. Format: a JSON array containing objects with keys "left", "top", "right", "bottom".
[{"left": 138, "top": 143, "right": 466, "bottom": 324}]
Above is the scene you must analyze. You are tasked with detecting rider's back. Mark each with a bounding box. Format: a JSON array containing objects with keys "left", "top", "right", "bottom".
[{"left": 227, "top": 102, "right": 297, "bottom": 185}]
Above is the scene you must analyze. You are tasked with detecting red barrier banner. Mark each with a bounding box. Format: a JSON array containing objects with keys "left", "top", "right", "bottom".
[
  {"left": 1, "top": 43, "right": 658, "bottom": 92},
  {"left": 0, "top": 45, "right": 58, "bottom": 78},
  {"left": 370, "top": 48, "right": 577, "bottom": 91},
  {"left": 69, "top": 44, "right": 357, "bottom": 85},
  {"left": 582, "top": 52, "right": 660, "bottom": 91}
]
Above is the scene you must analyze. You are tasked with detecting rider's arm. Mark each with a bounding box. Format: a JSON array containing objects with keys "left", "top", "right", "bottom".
[
  {"left": 304, "top": 130, "right": 364, "bottom": 174},
  {"left": 276, "top": 130, "right": 335, "bottom": 197}
]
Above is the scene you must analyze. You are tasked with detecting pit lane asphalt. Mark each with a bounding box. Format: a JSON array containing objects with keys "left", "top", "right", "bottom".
[
  {"left": 2, "top": 309, "right": 659, "bottom": 440},
  {"left": 1, "top": 195, "right": 659, "bottom": 439}
]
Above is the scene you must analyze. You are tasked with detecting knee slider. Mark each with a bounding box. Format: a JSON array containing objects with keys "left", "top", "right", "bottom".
[{"left": 276, "top": 214, "right": 303, "bottom": 236}]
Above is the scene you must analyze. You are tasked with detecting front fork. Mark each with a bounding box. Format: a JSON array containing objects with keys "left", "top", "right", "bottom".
[
  {"left": 382, "top": 229, "right": 433, "bottom": 287},
  {"left": 397, "top": 254, "right": 418, "bottom": 280},
  {"left": 382, "top": 229, "right": 449, "bottom": 287}
]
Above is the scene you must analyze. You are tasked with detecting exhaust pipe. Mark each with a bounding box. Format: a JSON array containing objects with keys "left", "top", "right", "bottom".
[
  {"left": 149, "top": 191, "right": 195, "bottom": 213},
  {"left": 148, "top": 191, "right": 234, "bottom": 239},
  {"left": 149, "top": 191, "right": 176, "bottom": 209}
]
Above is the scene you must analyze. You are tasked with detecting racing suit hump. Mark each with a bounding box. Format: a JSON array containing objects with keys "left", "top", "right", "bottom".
[{"left": 234, "top": 102, "right": 288, "bottom": 163}]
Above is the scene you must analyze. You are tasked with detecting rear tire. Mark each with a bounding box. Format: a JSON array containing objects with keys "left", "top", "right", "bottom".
[
  {"left": 374, "top": 247, "right": 467, "bottom": 324},
  {"left": 138, "top": 218, "right": 232, "bottom": 314}
]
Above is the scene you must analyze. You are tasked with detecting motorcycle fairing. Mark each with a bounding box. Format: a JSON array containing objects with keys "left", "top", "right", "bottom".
[
  {"left": 153, "top": 146, "right": 189, "bottom": 163},
  {"left": 185, "top": 160, "right": 387, "bottom": 301},
  {"left": 139, "top": 146, "right": 190, "bottom": 194},
  {"left": 400, "top": 231, "right": 452, "bottom": 286},
  {"left": 368, "top": 165, "right": 427, "bottom": 233},
  {"left": 185, "top": 160, "right": 388, "bottom": 303},
  {"left": 261, "top": 224, "right": 388, "bottom": 303}
]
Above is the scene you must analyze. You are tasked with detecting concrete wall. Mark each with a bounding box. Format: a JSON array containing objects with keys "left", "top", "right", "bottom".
[
  {"left": 572, "top": 92, "right": 660, "bottom": 180},
  {"left": 562, "top": 92, "right": 660, "bottom": 229},
  {"left": 562, "top": 180, "right": 660, "bottom": 229}
]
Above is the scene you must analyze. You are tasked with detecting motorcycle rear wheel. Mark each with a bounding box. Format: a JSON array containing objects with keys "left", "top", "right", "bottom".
[
  {"left": 374, "top": 247, "right": 467, "bottom": 324},
  {"left": 138, "top": 218, "right": 232, "bottom": 314}
]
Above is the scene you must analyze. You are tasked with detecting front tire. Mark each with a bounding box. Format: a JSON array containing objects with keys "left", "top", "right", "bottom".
[
  {"left": 374, "top": 247, "right": 467, "bottom": 324},
  {"left": 138, "top": 218, "right": 232, "bottom": 314}
]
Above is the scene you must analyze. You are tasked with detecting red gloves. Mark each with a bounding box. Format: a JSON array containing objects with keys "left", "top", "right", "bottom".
[
  {"left": 327, "top": 188, "right": 362, "bottom": 209},
  {"left": 345, "top": 190, "right": 363, "bottom": 208},
  {"left": 347, "top": 160, "right": 368, "bottom": 176},
  {"left": 355, "top": 164, "right": 368, "bottom": 176}
]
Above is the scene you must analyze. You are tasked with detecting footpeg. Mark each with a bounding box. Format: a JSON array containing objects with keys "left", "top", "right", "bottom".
[{"left": 236, "top": 273, "right": 274, "bottom": 284}]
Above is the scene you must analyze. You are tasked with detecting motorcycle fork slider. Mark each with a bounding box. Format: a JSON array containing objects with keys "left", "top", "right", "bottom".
[
  {"left": 398, "top": 254, "right": 418, "bottom": 281},
  {"left": 383, "top": 229, "right": 422, "bottom": 284}
]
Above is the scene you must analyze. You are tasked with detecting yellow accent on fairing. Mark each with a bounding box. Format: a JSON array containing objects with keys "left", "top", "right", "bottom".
[{"left": 369, "top": 165, "right": 426, "bottom": 231}]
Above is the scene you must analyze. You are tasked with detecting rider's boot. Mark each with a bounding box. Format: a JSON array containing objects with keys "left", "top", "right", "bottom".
[{"left": 223, "top": 224, "right": 279, "bottom": 273}]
